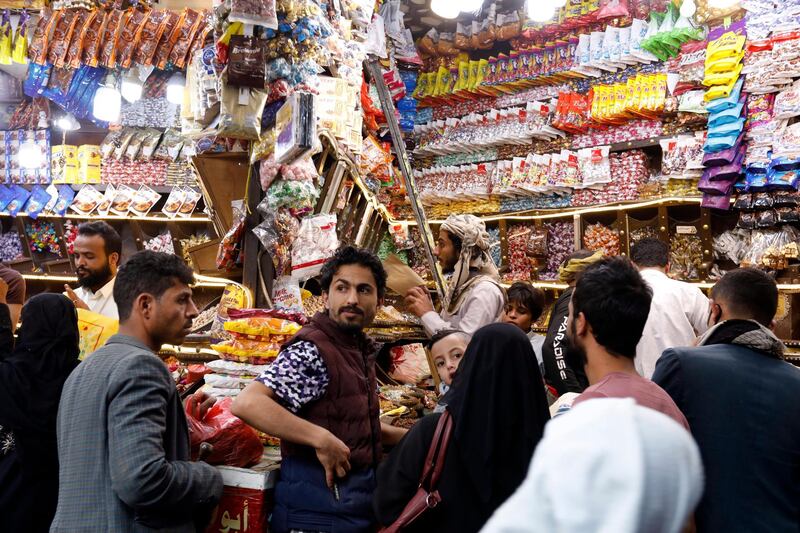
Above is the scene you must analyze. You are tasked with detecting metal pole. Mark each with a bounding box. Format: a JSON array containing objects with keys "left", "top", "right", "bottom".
[{"left": 365, "top": 58, "right": 445, "bottom": 299}]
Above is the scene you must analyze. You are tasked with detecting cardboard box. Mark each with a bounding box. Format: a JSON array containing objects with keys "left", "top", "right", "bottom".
[
  {"left": 205, "top": 465, "right": 278, "bottom": 533},
  {"left": 51, "top": 145, "right": 77, "bottom": 184},
  {"left": 77, "top": 145, "right": 101, "bottom": 184}
]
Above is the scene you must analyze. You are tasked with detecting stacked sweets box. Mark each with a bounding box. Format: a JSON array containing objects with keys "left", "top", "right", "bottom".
[
  {"left": 205, "top": 465, "right": 278, "bottom": 533},
  {"left": 77, "top": 145, "right": 101, "bottom": 184},
  {"left": 51, "top": 145, "right": 78, "bottom": 184}
]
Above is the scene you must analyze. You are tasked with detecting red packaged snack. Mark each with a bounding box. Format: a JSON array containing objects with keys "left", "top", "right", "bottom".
[
  {"left": 133, "top": 9, "right": 168, "bottom": 66},
  {"left": 29, "top": 8, "right": 56, "bottom": 65},
  {"left": 81, "top": 10, "right": 108, "bottom": 67},
  {"left": 168, "top": 8, "right": 203, "bottom": 69},
  {"left": 47, "top": 9, "right": 79, "bottom": 67},
  {"left": 99, "top": 9, "right": 129, "bottom": 68},
  {"left": 64, "top": 9, "right": 93, "bottom": 69},
  {"left": 116, "top": 8, "right": 149, "bottom": 69},
  {"left": 152, "top": 10, "right": 184, "bottom": 70},
  {"left": 185, "top": 397, "right": 263, "bottom": 468}
]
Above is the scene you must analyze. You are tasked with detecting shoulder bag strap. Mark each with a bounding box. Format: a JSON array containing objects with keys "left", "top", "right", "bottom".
[{"left": 419, "top": 411, "right": 453, "bottom": 489}]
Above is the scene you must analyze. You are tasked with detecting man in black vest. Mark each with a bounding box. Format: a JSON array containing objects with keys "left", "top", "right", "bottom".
[{"left": 233, "top": 246, "right": 407, "bottom": 533}]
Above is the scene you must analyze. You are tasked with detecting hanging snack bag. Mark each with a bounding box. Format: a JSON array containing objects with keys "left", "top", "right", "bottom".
[
  {"left": 140, "top": 129, "right": 163, "bottom": 160},
  {"left": 29, "top": 8, "right": 56, "bottom": 65},
  {"left": 125, "top": 129, "right": 147, "bottom": 161},
  {"left": 46, "top": 8, "right": 78, "bottom": 68},
  {"left": 230, "top": 0, "right": 278, "bottom": 29},
  {"left": 79, "top": 10, "right": 107, "bottom": 67},
  {"left": 291, "top": 214, "right": 339, "bottom": 281},
  {"left": 99, "top": 9, "right": 129, "bottom": 69},
  {"left": 63, "top": 9, "right": 92, "bottom": 68},
  {"left": 116, "top": 9, "right": 149, "bottom": 69},
  {"left": 219, "top": 78, "right": 268, "bottom": 141},
  {"left": 133, "top": 10, "right": 168, "bottom": 66},
  {"left": 152, "top": 10, "right": 183, "bottom": 70},
  {"left": 167, "top": 8, "right": 203, "bottom": 69},
  {"left": 228, "top": 35, "right": 267, "bottom": 88}
]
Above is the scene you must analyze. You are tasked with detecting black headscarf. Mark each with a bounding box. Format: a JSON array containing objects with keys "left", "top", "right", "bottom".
[
  {"left": 444, "top": 322, "right": 551, "bottom": 510},
  {"left": 0, "top": 294, "right": 79, "bottom": 470}
]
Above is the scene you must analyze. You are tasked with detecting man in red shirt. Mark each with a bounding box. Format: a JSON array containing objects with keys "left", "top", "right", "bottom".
[{"left": 566, "top": 256, "right": 688, "bottom": 429}]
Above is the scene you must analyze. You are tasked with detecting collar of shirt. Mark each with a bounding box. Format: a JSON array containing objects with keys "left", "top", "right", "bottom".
[
  {"left": 78, "top": 277, "right": 115, "bottom": 301},
  {"left": 105, "top": 333, "right": 153, "bottom": 354}
]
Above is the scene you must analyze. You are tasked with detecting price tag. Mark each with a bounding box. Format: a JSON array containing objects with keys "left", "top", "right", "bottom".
[
  {"left": 238, "top": 87, "right": 250, "bottom": 106},
  {"left": 676, "top": 225, "right": 697, "bottom": 235}
]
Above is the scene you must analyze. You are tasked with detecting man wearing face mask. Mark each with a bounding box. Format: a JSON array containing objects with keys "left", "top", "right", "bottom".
[
  {"left": 232, "top": 246, "right": 407, "bottom": 533},
  {"left": 405, "top": 214, "right": 504, "bottom": 338},
  {"left": 653, "top": 268, "right": 800, "bottom": 533},
  {"left": 63, "top": 221, "right": 121, "bottom": 319}
]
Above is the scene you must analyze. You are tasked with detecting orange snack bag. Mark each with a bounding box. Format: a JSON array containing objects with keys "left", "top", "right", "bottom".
[
  {"left": 64, "top": 9, "right": 93, "bottom": 68},
  {"left": 116, "top": 8, "right": 149, "bottom": 69},
  {"left": 99, "top": 9, "right": 129, "bottom": 68},
  {"left": 168, "top": 8, "right": 202, "bottom": 69},
  {"left": 29, "top": 8, "right": 56, "bottom": 65},
  {"left": 47, "top": 9, "right": 79, "bottom": 67},
  {"left": 80, "top": 9, "right": 107, "bottom": 67},
  {"left": 133, "top": 9, "right": 168, "bottom": 66},
  {"left": 153, "top": 10, "right": 185, "bottom": 70}
]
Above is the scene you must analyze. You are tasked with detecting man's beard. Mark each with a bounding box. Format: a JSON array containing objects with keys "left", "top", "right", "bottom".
[
  {"left": 567, "top": 319, "right": 588, "bottom": 370},
  {"left": 76, "top": 263, "right": 113, "bottom": 290},
  {"left": 331, "top": 306, "right": 368, "bottom": 333}
]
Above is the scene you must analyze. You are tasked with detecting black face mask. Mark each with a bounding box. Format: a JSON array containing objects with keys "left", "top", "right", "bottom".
[{"left": 76, "top": 262, "right": 113, "bottom": 290}]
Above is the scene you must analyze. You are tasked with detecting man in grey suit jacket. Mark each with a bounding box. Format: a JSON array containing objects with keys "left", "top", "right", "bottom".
[{"left": 51, "top": 251, "right": 223, "bottom": 532}]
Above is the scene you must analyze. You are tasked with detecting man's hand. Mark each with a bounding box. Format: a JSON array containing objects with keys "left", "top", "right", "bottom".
[
  {"left": 404, "top": 286, "right": 435, "bottom": 318},
  {"left": 64, "top": 284, "right": 90, "bottom": 310},
  {"left": 187, "top": 390, "right": 217, "bottom": 420},
  {"left": 314, "top": 430, "right": 351, "bottom": 488},
  {"left": 0, "top": 278, "right": 8, "bottom": 305}
]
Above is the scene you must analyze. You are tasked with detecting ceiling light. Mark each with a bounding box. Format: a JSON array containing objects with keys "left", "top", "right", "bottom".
[
  {"left": 431, "top": 0, "right": 460, "bottom": 19},
  {"left": 92, "top": 74, "right": 121, "bottom": 123},
  {"left": 121, "top": 69, "right": 143, "bottom": 103},
  {"left": 55, "top": 112, "right": 80, "bottom": 131},
  {"left": 527, "top": 1, "right": 556, "bottom": 22},
  {"left": 19, "top": 139, "right": 43, "bottom": 169},
  {"left": 166, "top": 72, "right": 186, "bottom": 106}
]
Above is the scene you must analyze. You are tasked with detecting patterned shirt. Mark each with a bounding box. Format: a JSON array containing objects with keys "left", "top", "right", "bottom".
[
  {"left": 0, "top": 425, "right": 14, "bottom": 456},
  {"left": 256, "top": 341, "right": 329, "bottom": 413}
]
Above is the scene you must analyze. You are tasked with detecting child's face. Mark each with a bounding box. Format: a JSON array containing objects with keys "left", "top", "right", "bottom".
[
  {"left": 431, "top": 334, "right": 468, "bottom": 386},
  {"left": 502, "top": 301, "right": 534, "bottom": 333}
]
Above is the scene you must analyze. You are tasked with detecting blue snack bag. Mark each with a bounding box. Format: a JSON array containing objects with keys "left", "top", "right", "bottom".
[
  {"left": 0, "top": 185, "right": 13, "bottom": 211},
  {"left": 54, "top": 185, "right": 75, "bottom": 216},
  {"left": 6, "top": 185, "right": 30, "bottom": 216},
  {"left": 24, "top": 185, "right": 50, "bottom": 219}
]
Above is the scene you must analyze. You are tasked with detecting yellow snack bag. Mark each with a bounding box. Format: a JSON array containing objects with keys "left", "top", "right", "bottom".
[
  {"left": 702, "top": 63, "right": 742, "bottom": 87},
  {"left": 77, "top": 308, "right": 119, "bottom": 360},
  {"left": 458, "top": 61, "right": 470, "bottom": 92},
  {"left": 706, "top": 32, "right": 746, "bottom": 63}
]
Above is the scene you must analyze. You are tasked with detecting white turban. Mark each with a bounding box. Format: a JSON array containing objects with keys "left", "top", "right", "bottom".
[
  {"left": 439, "top": 214, "right": 499, "bottom": 312},
  {"left": 481, "top": 398, "right": 704, "bottom": 533}
]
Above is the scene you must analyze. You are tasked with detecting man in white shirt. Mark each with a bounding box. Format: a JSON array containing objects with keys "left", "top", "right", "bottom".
[
  {"left": 405, "top": 214, "right": 504, "bottom": 337},
  {"left": 631, "top": 238, "right": 709, "bottom": 378},
  {"left": 64, "top": 221, "right": 121, "bottom": 319}
]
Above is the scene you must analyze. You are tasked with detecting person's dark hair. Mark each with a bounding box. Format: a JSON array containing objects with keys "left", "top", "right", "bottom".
[
  {"left": 77, "top": 221, "right": 122, "bottom": 258},
  {"left": 630, "top": 238, "right": 669, "bottom": 268},
  {"left": 507, "top": 281, "right": 546, "bottom": 321},
  {"left": 427, "top": 328, "right": 468, "bottom": 350},
  {"left": 711, "top": 267, "right": 778, "bottom": 327},
  {"left": 319, "top": 245, "right": 387, "bottom": 299},
  {"left": 572, "top": 257, "right": 653, "bottom": 359},
  {"left": 114, "top": 250, "right": 195, "bottom": 322}
]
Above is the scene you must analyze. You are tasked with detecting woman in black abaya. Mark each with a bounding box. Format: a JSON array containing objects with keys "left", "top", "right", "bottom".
[
  {"left": 0, "top": 294, "right": 80, "bottom": 532},
  {"left": 374, "top": 322, "right": 551, "bottom": 533}
]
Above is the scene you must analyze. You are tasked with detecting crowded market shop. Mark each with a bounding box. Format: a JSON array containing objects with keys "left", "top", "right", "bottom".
[{"left": 1, "top": 0, "right": 800, "bottom": 529}]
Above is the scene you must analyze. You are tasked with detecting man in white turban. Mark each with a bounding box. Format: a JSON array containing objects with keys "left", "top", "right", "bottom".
[{"left": 405, "top": 214, "right": 505, "bottom": 337}]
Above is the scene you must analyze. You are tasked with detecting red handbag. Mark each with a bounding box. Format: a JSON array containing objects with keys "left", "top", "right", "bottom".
[{"left": 379, "top": 411, "right": 454, "bottom": 533}]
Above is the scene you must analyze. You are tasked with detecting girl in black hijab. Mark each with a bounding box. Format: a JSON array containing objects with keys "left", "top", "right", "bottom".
[
  {"left": 0, "top": 294, "right": 80, "bottom": 533},
  {"left": 374, "top": 322, "right": 551, "bottom": 533}
]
